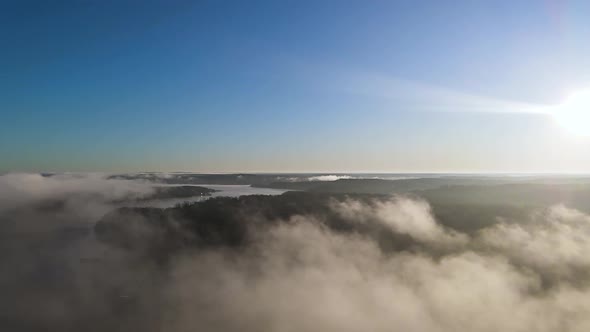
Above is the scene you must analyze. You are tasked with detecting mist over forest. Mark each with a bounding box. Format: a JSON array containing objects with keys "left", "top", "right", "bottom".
[{"left": 3, "top": 172, "right": 590, "bottom": 331}]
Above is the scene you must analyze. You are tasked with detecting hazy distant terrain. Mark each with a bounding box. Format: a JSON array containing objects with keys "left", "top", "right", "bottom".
[
  {"left": 109, "top": 172, "right": 590, "bottom": 212},
  {"left": 4, "top": 172, "right": 590, "bottom": 331}
]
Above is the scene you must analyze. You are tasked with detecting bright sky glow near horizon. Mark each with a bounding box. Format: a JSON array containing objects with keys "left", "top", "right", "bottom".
[{"left": 2, "top": 0, "right": 590, "bottom": 173}]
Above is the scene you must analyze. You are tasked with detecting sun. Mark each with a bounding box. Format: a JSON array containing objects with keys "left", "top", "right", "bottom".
[{"left": 553, "top": 89, "right": 590, "bottom": 136}]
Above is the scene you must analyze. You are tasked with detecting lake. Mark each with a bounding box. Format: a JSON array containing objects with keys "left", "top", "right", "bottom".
[{"left": 125, "top": 184, "right": 289, "bottom": 208}]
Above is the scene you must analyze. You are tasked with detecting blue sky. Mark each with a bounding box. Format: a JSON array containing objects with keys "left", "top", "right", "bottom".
[{"left": 2, "top": 0, "right": 590, "bottom": 172}]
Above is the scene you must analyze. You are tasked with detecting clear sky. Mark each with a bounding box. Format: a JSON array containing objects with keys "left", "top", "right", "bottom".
[{"left": 2, "top": 0, "right": 590, "bottom": 173}]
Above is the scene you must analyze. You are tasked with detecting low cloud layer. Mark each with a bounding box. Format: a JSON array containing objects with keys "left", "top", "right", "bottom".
[
  {"left": 330, "top": 197, "right": 469, "bottom": 248},
  {"left": 0, "top": 173, "right": 153, "bottom": 215},
  {"left": 279, "top": 174, "right": 418, "bottom": 182},
  {"left": 163, "top": 200, "right": 590, "bottom": 332},
  {"left": 2, "top": 173, "right": 590, "bottom": 331},
  {"left": 308, "top": 175, "right": 354, "bottom": 181}
]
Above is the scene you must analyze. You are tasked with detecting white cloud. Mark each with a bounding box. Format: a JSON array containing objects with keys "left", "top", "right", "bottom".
[
  {"left": 330, "top": 196, "right": 468, "bottom": 248},
  {"left": 479, "top": 204, "right": 590, "bottom": 281},
  {"left": 308, "top": 175, "right": 353, "bottom": 181}
]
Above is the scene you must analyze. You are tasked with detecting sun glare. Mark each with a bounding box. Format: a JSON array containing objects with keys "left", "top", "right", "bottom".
[{"left": 553, "top": 89, "right": 590, "bottom": 136}]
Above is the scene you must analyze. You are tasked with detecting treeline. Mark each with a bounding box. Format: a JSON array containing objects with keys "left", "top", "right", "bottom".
[{"left": 95, "top": 191, "right": 537, "bottom": 263}]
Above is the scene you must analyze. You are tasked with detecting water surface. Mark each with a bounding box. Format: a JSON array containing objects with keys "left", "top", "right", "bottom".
[{"left": 125, "top": 184, "right": 288, "bottom": 208}]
